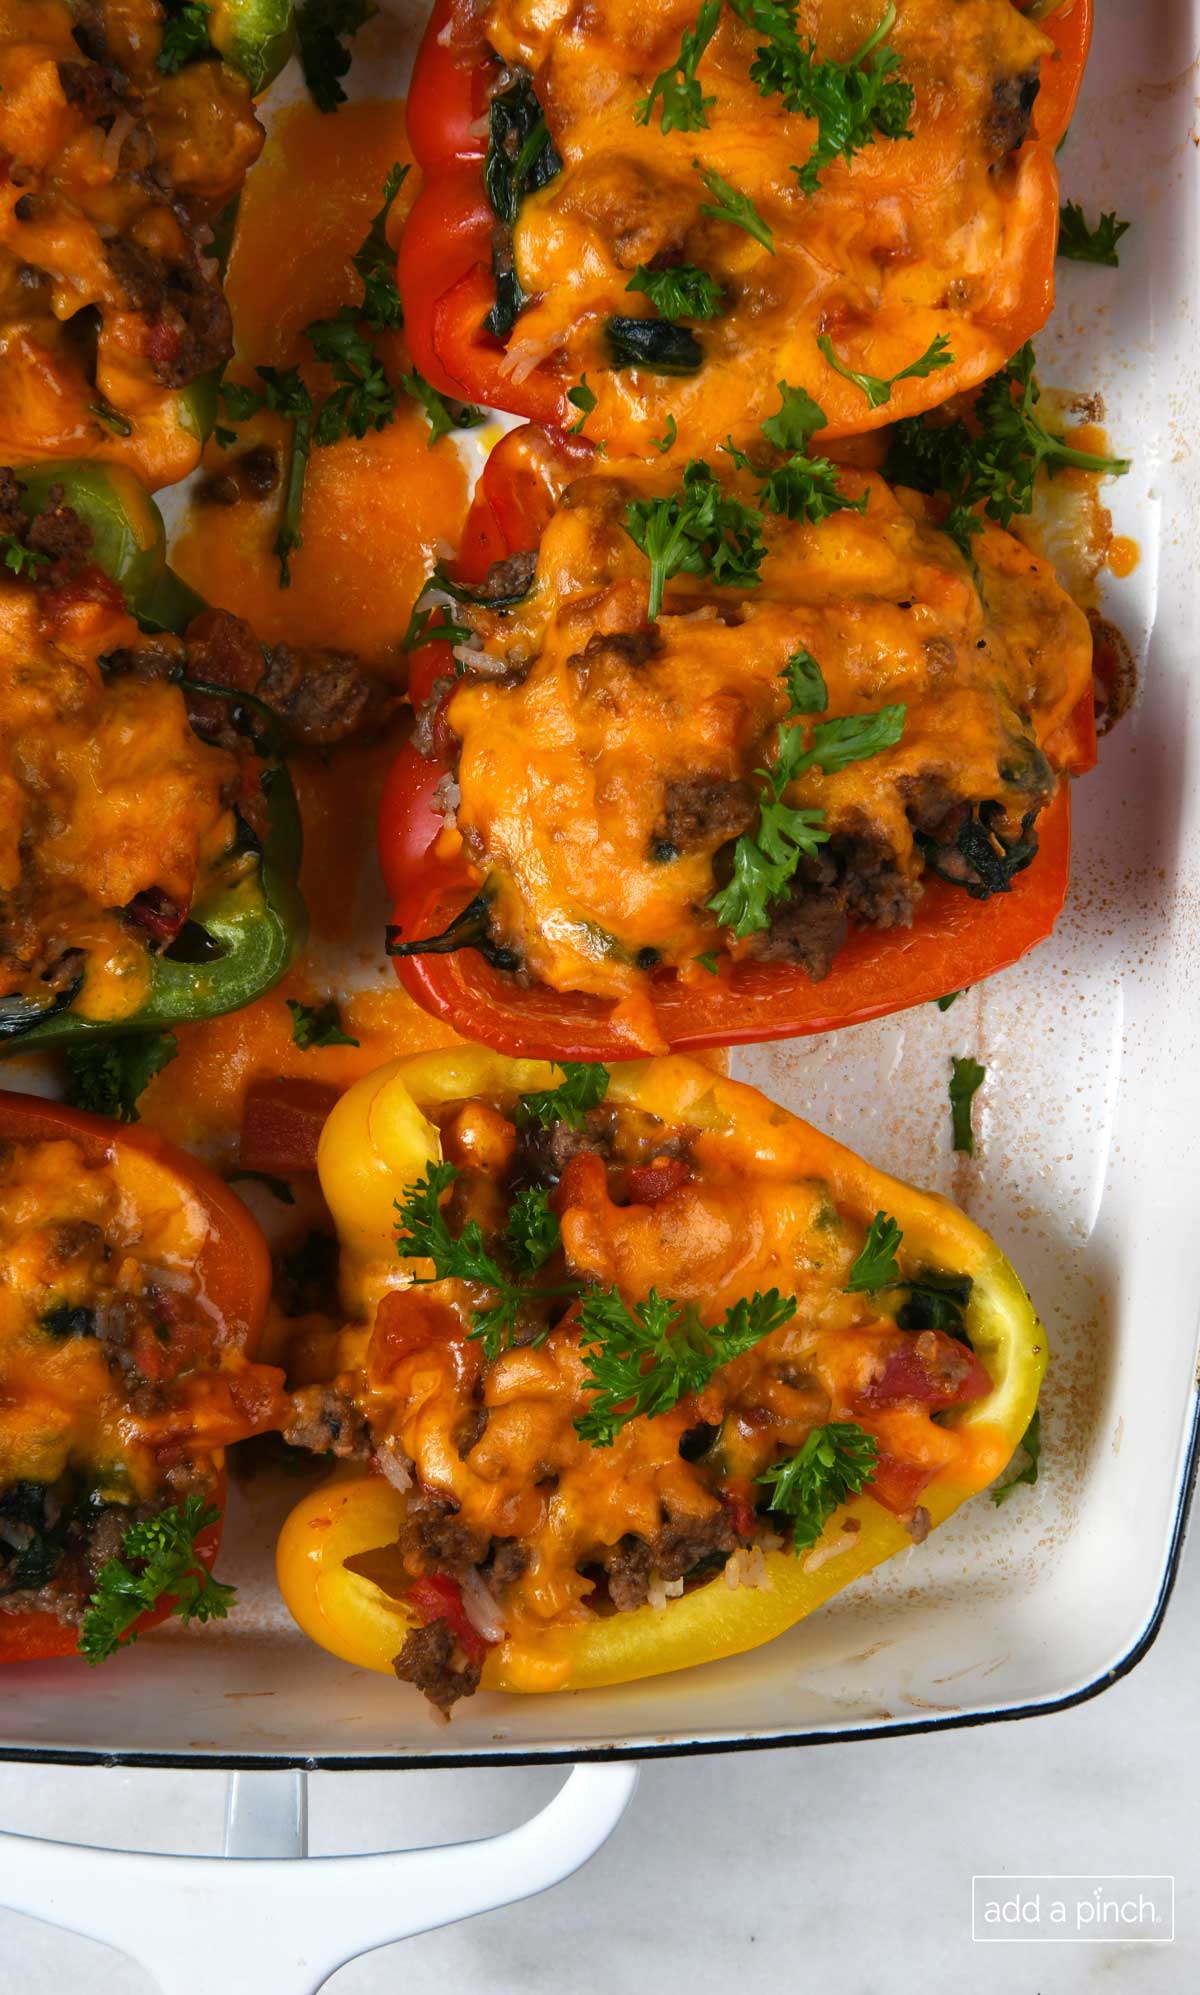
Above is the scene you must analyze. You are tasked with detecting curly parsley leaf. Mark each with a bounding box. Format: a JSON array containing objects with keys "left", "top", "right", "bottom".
[
  {"left": 296, "top": 0, "right": 376, "bottom": 115},
  {"left": 624, "top": 459, "right": 767, "bottom": 618},
  {"left": 353, "top": 161, "right": 409, "bottom": 332},
  {"left": 396, "top": 1163, "right": 580, "bottom": 1362},
  {"left": 307, "top": 316, "right": 398, "bottom": 441},
  {"left": 708, "top": 666, "right": 903, "bottom": 936},
  {"left": 846, "top": 1210, "right": 903, "bottom": 1292},
  {"left": 626, "top": 262, "right": 727, "bottom": 322},
  {"left": 505, "top": 1185, "right": 561, "bottom": 1276},
  {"left": 287, "top": 999, "right": 359, "bottom": 1050},
  {"left": 731, "top": 0, "right": 913, "bottom": 195},
  {"left": 575, "top": 1286, "right": 796, "bottom": 1445},
  {"left": 935, "top": 990, "right": 961, "bottom": 1012},
  {"left": 991, "top": 1408, "right": 1041, "bottom": 1505},
  {"left": 886, "top": 341, "right": 1130, "bottom": 554},
  {"left": 781, "top": 645, "right": 827, "bottom": 714},
  {"left": 695, "top": 161, "right": 775, "bottom": 253},
  {"left": 64, "top": 1033, "right": 177, "bottom": 1125},
  {"left": 652, "top": 413, "right": 678, "bottom": 454},
  {"left": 516, "top": 1062, "right": 610, "bottom": 1132},
  {"left": 1, "top": 537, "right": 49, "bottom": 579},
  {"left": 566, "top": 374, "right": 597, "bottom": 436},
  {"left": 401, "top": 577, "right": 474, "bottom": 653},
  {"left": 816, "top": 330, "right": 953, "bottom": 411},
  {"left": 1058, "top": 201, "right": 1129, "bottom": 268},
  {"left": 635, "top": 0, "right": 721, "bottom": 134},
  {"left": 758, "top": 1421, "right": 879, "bottom": 1553},
  {"left": 949, "top": 1054, "right": 985, "bottom": 1155},
  {"left": 79, "top": 1497, "right": 234, "bottom": 1663},
  {"left": 400, "top": 367, "right": 484, "bottom": 447},
  {"left": 750, "top": 380, "right": 867, "bottom": 524},
  {"left": 157, "top": 0, "right": 212, "bottom": 74}
]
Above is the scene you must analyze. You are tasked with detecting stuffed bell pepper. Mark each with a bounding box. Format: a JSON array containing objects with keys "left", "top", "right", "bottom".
[
  {"left": 382, "top": 413, "right": 1097, "bottom": 1060},
  {"left": 0, "top": 461, "right": 305, "bottom": 1046},
  {"left": 398, "top": 0, "right": 1090, "bottom": 455},
  {"left": 0, "top": 0, "right": 294, "bottom": 487},
  {"left": 275, "top": 1049, "right": 1045, "bottom": 1711},
  {"left": 0, "top": 1090, "right": 287, "bottom": 1661}
]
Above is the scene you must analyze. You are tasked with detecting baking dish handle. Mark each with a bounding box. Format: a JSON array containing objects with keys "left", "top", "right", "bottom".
[{"left": 0, "top": 1760, "right": 639, "bottom": 1993}]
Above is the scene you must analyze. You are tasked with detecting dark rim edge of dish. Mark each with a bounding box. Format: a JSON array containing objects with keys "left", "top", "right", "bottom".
[{"left": 0, "top": 1388, "right": 1195, "bottom": 1773}]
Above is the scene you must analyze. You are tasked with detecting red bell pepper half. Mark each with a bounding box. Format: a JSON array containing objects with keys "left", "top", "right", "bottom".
[
  {"left": 380, "top": 424, "right": 1095, "bottom": 1062},
  {"left": 397, "top": 0, "right": 1093, "bottom": 432}
]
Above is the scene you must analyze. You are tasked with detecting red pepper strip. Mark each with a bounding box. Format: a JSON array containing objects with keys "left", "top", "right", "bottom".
[
  {"left": 400, "top": 0, "right": 1091, "bottom": 433},
  {"left": 1025, "top": 0, "right": 1093, "bottom": 146},
  {"left": 379, "top": 726, "right": 1076, "bottom": 1061},
  {"left": 240, "top": 1077, "right": 341, "bottom": 1173},
  {"left": 406, "top": 1573, "right": 490, "bottom": 1666}
]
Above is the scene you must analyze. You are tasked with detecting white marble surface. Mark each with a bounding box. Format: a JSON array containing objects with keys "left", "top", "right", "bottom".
[{"left": 1, "top": 1531, "right": 1195, "bottom": 1993}]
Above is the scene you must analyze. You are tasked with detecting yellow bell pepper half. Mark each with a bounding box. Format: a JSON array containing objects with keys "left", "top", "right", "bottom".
[{"left": 276, "top": 1051, "right": 1046, "bottom": 1695}]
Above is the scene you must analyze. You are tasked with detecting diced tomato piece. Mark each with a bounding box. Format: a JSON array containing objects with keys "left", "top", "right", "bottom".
[
  {"left": 407, "top": 1573, "right": 489, "bottom": 1664},
  {"left": 722, "top": 1476, "right": 758, "bottom": 1542},
  {"left": 856, "top": 1332, "right": 992, "bottom": 1412},
  {"left": 624, "top": 1158, "right": 690, "bottom": 1206},
  {"left": 867, "top": 1453, "right": 936, "bottom": 1515}
]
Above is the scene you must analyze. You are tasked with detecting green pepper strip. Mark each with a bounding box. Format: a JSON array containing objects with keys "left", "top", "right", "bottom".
[
  {"left": 209, "top": 0, "right": 295, "bottom": 95},
  {"left": 1, "top": 469, "right": 306, "bottom": 1046}
]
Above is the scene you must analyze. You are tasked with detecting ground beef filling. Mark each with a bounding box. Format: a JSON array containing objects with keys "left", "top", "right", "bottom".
[
  {"left": 0, "top": 1481, "right": 165, "bottom": 1627},
  {"left": 393, "top": 1618, "right": 483, "bottom": 1715}
]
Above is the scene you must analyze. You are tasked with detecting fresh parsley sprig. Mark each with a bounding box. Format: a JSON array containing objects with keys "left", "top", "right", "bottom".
[
  {"left": 624, "top": 460, "right": 767, "bottom": 618},
  {"left": 746, "top": 380, "right": 868, "bottom": 525},
  {"left": 707, "top": 661, "right": 905, "bottom": 936},
  {"left": 626, "top": 263, "right": 727, "bottom": 322},
  {"left": 635, "top": 0, "right": 721, "bottom": 134},
  {"left": 1058, "top": 201, "right": 1130, "bottom": 268},
  {"left": 695, "top": 162, "right": 775, "bottom": 253},
  {"left": 949, "top": 1055, "right": 985, "bottom": 1155},
  {"left": 1, "top": 537, "right": 49, "bottom": 579},
  {"left": 79, "top": 1498, "right": 235, "bottom": 1664},
  {"left": 354, "top": 161, "right": 408, "bottom": 331},
  {"left": 886, "top": 341, "right": 1131, "bottom": 554},
  {"left": 64, "top": 1033, "right": 177, "bottom": 1125},
  {"left": 516, "top": 1062, "right": 610, "bottom": 1131},
  {"left": 396, "top": 1162, "right": 579, "bottom": 1362},
  {"left": 505, "top": 1185, "right": 561, "bottom": 1276},
  {"left": 575, "top": 1287, "right": 796, "bottom": 1445},
  {"left": 400, "top": 368, "right": 485, "bottom": 447},
  {"left": 296, "top": 0, "right": 375, "bottom": 114},
  {"left": 287, "top": 998, "right": 359, "bottom": 1049},
  {"left": 401, "top": 577, "right": 474, "bottom": 654},
  {"left": 816, "top": 331, "right": 953, "bottom": 411},
  {"left": 758, "top": 1421, "right": 879, "bottom": 1553},
  {"left": 566, "top": 375, "right": 597, "bottom": 436},
  {"left": 157, "top": 0, "right": 212, "bottom": 74},
  {"left": 731, "top": 0, "right": 913, "bottom": 194},
  {"left": 846, "top": 1211, "right": 902, "bottom": 1292}
]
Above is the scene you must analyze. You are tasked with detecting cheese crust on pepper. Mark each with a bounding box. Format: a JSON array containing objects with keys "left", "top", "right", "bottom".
[
  {"left": 0, "top": 0, "right": 264, "bottom": 486},
  {"left": 275, "top": 1050, "right": 1045, "bottom": 1708},
  {"left": 430, "top": 453, "right": 1091, "bottom": 1017},
  {"left": 460, "top": 0, "right": 1062, "bottom": 451}
]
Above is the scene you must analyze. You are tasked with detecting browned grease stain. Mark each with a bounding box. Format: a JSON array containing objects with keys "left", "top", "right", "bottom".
[
  {"left": 173, "top": 99, "right": 468, "bottom": 665},
  {"left": 1089, "top": 611, "right": 1138, "bottom": 736}
]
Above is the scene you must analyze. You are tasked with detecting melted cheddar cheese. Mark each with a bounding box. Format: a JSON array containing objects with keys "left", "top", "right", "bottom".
[
  {"left": 481, "top": 0, "right": 1056, "bottom": 452},
  {"left": 0, "top": 0, "right": 263, "bottom": 486},
  {"left": 0, "top": 542, "right": 243, "bottom": 1025},
  {"left": 445, "top": 455, "right": 1092, "bottom": 1003},
  {"left": 0, "top": 1132, "right": 281, "bottom": 1620},
  {"left": 316, "top": 1080, "right": 999, "bottom": 1673}
]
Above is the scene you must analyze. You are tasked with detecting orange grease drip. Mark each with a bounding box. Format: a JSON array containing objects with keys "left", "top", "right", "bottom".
[
  {"left": 1106, "top": 535, "right": 1139, "bottom": 579},
  {"left": 172, "top": 100, "right": 468, "bottom": 661}
]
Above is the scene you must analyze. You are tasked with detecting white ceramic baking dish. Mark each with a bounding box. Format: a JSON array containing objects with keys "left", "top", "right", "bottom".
[{"left": 0, "top": 0, "right": 1196, "bottom": 1979}]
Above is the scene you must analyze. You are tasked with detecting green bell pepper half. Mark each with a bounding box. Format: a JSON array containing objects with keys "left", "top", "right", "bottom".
[{"left": 0, "top": 469, "right": 306, "bottom": 1045}]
